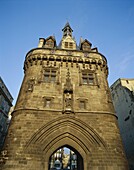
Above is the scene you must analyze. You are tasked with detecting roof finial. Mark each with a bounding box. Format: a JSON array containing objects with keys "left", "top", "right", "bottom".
[{"left": 66, "top": 17, "right": 69, "bottom": 23}]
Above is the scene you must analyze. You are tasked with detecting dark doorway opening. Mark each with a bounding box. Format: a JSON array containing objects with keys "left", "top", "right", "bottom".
[{"left": 48, "top": 145, "right": 84, "bottom": 170}]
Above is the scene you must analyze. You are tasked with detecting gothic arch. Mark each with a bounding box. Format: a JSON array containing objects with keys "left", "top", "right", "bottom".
[
  {"left": 48, "top": 144, "right": 84, "bottom": 170},
  {"left": 24, "top": 115, "right": 107, "bottom": 170},
  {"left": 26, "top": 115, "right": 106, "bottom": 147},
  {"left": 45, "top": 136, "right": 86, "bottom": 170}
]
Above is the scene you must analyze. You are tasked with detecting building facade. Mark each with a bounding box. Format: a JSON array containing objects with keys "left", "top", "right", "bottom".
[
  {"left": 110, "top": 78, "right": 134, "bottom": 170},
  {"left": 0, "top": 77, "right": 13, "bottom": 151},
  {"left": 0, "top": 23, "right": 128, "bottom": 170}
]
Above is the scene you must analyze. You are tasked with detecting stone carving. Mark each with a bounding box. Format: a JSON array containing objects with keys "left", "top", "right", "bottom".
[
  {"left": 65, "top": 92, "right": 72, "bottom": 110},
  {"left": 63, "top": 68, "right": 74, "bottom": 113},
  {"left": 27, "top": 78, "right": 35, "bottom": 92},
  {"left": 0, "top": 150, "right": 8, "bottom": 165}
]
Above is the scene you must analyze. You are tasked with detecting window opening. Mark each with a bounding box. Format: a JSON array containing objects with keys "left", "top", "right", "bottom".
[
  {"left": 79, "top": 101, "right": 86, "bottom": 109},
  {"left": 43, "top": 97, "right": 54, "bottom": 108},
  {"left": 69, "top": 42, "right": 73, "bottom": 48},
  {"left": 44, "top": 69, "right": 57, "bottom": 83},
  {"left": 65, "top": 42, "right": 68, "bottom": 48},
  {"left": 126, "top": 80, "right": 129, "bottom": 84},
  {"left": 64, "top": 42, "right": 73, "bottom": 49},
  {"left": 45, "top": 40, "right": 54, "bottom": 48},
  {"left": 82, "top": 72, "right": 94, "bottom": 85},
  {"left": 48, "top": 146, "right": 84, "bottom": 170},
  {"left": 45, "top": 99, "right": 51, "bottom": 108},
  {"left": 82, "top": 44, "right": 90, "bottom": 51}
]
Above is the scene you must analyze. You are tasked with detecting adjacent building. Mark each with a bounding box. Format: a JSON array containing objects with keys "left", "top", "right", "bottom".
[
  {"left": 1, "top": 23, "right": 128, "bottom": 170},
  {"left": 110, "top": 78, "right": 134, "bottom": 170},
  {"left": 0, "top": 77, "right": 13, "bottom": 151}
]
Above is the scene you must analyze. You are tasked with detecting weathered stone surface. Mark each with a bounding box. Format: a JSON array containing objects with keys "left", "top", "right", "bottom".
[{"left": 1, "top": 24, "right": 128, "bottom": 170}]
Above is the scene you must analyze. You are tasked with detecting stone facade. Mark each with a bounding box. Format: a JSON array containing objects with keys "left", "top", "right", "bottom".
[
  {"left": 0, "top": 23, "right": 128, "bottom": 170},
  {"left": 110, "top": 78, "right": 134, "bottom": 170}
]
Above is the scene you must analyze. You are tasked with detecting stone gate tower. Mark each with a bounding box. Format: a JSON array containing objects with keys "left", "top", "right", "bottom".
[{"left": 1, "top": 23, "right": 128, "bottom": 170}]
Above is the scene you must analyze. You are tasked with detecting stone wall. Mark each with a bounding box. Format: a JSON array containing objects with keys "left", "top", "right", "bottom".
[{"left": 1, "top": 46, "right": 128, "bottom": 170}]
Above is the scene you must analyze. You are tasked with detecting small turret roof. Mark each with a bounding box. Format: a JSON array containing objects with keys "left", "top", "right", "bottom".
[
  {"left": 62, "top": 22, "right": 73, "bottom": 32},
  {"left": 45, "top": 36, "right": 57, "bottom": 46},
  {"left": 45, "top": 36, "right": 56, "bottom": 42},
  {"left": 81, "top": 39, "right": 92, "bottom": 46}
]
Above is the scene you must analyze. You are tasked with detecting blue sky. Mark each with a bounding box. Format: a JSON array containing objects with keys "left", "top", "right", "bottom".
[{"left": 0, "top": 0, "right": 134, "bottom": 105}]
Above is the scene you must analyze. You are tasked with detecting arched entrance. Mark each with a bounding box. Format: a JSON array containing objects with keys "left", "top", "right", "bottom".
[
  {"left": 48, "top": 145, "right": 84, "bottom": 170},
  {"left": 24, "top": 116, "right": 107, "bottom": 170}
]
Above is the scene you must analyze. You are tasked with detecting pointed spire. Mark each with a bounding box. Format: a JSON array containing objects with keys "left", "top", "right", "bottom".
[
  {"left": 64, "top": 68, "right": 73, "bottom": 93},
  {"left": 62, "top": 22, "right": 73, "bottom": 31},
  {"left": 79, "top": 36, "right": 84, "bottom": 47},
  {"left": 62, "top": 22, "right": 73, "bottom": 37}
]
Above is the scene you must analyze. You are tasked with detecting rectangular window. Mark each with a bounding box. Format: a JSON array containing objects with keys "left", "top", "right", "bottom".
[
  {"left": 44, "top": 69, "right": 57, "bottom": 83},
  {"left": 45, "top": 99, "right": 51, "bottom": 107},
  {"left": 82, "top": 77, "right": 88, "bottom": 84},
  {"left": 43, "top": 97, "right": 54, "bottom": 108},
  {"left": 69, "top": 42, "right": 73, "bottom": 48},
  {"left": 82, "top": 72, "right": 94, "bottom": 85},
  {"left": 65, "top": 42, "right": 73, "bottom": 49},
  {"left": 51, "top": 75, "right": 56, "bottom": 82},
  {"left": 79, "top": 101, "right": 86, "bottom": 109},
  {"left": 65, "top": 42, "right": 68, "bottom": 48},
  {"left": 44, "top": 74, "right": 49, "bottom": 82}
]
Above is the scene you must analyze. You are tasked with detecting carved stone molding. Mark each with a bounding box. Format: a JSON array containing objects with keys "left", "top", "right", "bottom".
[
  {"left": 0, "top": 150, "right": 8, "bottom": 165},
  {"left": 24, "top": 53, "right": 108, "bottom": 78},
  {"left": 26, "top": 78, "right": 35, "bottom": 92},
  {"left": 63, "top": 68, "right": 74, "bottom": 114}
]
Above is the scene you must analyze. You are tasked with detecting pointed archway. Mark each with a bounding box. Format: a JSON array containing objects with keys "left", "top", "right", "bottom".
[
  {"left": 48, "top": 145, "right": 84, "bottom": 170},
  {"left": 24, "top": 115, "right": 107, "bottom": 170}
]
